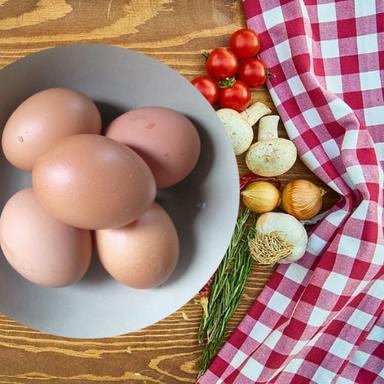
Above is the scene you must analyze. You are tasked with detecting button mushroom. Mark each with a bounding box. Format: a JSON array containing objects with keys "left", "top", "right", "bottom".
[
  {"left": 245, "top": 115, "right": 297, "bottom": 176},
  {"left": 217, "top": 102, "right": 272, "bottom": 155}
]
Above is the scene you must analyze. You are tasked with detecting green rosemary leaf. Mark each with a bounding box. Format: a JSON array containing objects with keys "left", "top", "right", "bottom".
[{"left": 198, "top": 209, "right": 258, "bottom": 376}]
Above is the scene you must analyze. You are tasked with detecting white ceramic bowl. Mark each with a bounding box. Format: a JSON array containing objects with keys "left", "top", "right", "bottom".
[{"left": 0, "top": 45, "right": 239, "bottom": 338}]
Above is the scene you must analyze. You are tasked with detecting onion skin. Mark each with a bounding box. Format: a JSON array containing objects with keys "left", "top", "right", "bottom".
[
  {"left": 281, "top": 179, "right": 326, "bottom": 220},
  {"left": 241, "top": 181, "right": 280, "bottom": 213}
]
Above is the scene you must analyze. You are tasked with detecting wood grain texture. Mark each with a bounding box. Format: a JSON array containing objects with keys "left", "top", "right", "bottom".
[{"left": 0, "top": 1, "right": 339, "bottom": 383}]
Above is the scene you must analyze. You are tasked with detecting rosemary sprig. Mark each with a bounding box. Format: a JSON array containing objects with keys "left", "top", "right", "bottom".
[{"left": 198, "top": 208, "right": 257, "bottom": 375}]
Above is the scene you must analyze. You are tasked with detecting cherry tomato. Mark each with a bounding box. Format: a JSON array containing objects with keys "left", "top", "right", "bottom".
[
  {"left": 230, "top": 28, "right": 260, "bottom": 59},
  {"left": 191, "top": 76, "right": 219, "bottom": 105},
  {"left": 237, "top": 58, "right": 267, "bottom": 88},
  {"left": 219, "top": 80, "right": 251, "bottom": 112},
  {"left": 206, "top": 48, "right": 239, "bottom": 80}
]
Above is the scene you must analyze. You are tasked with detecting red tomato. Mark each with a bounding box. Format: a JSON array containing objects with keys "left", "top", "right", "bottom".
[
  {"left": 206, "top": 48, "right": 239, "bottom": 80},
  {"left": 230, "top": 28, "right": 260, "bottom": 59},
  {"left": 191, "top": 76, "right": 219, "bottom": 105},
  {"left": 219, "top": 80, "right": 251, "bottom": 112},
  {"left": 237, "top": 58, "right": 267, "bottom": 88}
]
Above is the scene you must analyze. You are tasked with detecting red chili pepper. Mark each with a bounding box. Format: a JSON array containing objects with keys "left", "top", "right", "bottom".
[
  {"left": 199, "top": 276, "right": 214, "bottom": 297},
  {"left": 239, "top": 172, "right": 281, "bottom": 190}
]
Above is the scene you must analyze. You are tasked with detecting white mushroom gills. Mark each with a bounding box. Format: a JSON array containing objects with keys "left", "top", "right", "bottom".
[
  {"left": 245, "top": 115, "right": 297, "bottom": 176},
  {"left": 217, "top": 102, "right": 272, "bottom": 156}
]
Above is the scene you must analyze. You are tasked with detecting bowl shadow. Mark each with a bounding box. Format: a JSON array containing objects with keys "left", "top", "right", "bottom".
[
  {"left": 94, "top": 101, "right": 127, "bottom": 135},
  {"left": 79, "top": 248, "right": 110, "bottom": 286},
  {"left": 158, "top": 116, "right": 214, "bottom": 287}
]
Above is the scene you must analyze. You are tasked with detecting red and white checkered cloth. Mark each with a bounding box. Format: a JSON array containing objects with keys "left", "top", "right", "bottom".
[{"left": 198, "top": 1, "right": 384, "bottom": 383}]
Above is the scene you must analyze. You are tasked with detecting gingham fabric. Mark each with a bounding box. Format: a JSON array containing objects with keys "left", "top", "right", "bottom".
[{"left": 198, "top": 1, "right": 384, "bottom": 383}]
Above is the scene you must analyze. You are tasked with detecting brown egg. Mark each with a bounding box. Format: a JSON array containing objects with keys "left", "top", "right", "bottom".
[
  {"left": 32, "top": 134, "right": 156, "bottom": 230},
  {"left": 96, "top": 203, "right": 179, "bottom": 289},
  {"left": 0, "top": 188, "right": 92, "bottom": 288},
  {"left": 106, "top": 107, "right": 201, "bottom": 188},
  {"left": 2, "top": 88, "right": 101, "bottom": 171}
]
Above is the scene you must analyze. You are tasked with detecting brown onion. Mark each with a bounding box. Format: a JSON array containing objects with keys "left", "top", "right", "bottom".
[
  {"left": 241, "top": 181, "right": 280, "bottom": 213},
  {"left": 281, "top": 179, "right": 326, "bottom": 220}
]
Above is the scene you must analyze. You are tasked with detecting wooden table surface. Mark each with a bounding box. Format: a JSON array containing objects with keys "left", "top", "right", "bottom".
[{"left": 0, "top": 1, "right": 339, "bottom": 383}]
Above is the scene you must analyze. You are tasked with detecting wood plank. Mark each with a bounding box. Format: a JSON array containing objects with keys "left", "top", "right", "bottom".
[{"left": 0, "top": 1, "right": 339, "bottom": 383}]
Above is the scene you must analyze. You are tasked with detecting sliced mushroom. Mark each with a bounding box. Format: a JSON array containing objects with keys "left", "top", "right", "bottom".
[{"left": 245, "top": 115, "right": 297, "bottom": 176}]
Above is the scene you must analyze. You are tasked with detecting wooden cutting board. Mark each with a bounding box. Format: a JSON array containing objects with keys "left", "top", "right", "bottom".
[{"left": 0, "top": 1, "right": 338, "bottom": 383}]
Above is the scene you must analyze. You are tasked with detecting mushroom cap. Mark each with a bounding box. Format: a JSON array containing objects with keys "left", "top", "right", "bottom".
[
  {"left": 217, "top": 108, "right": 253, "bottom": 155},
  {"left": 245, "top": 138, "right": 297, "bottom": 176}
]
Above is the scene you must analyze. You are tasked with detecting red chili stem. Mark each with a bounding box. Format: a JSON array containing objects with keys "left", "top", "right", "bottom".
[{"left": 240, "top": 172, "right": 281, "bottom": 190}]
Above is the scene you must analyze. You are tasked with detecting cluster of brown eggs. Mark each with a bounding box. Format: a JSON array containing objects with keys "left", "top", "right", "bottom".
[{"left": 0, "top": 88, "right": 201, "bottom": 289}]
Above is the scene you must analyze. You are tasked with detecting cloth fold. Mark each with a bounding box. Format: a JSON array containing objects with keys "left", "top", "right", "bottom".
[{"left": 198, "top": 1, "right": 384, "bottom": 383}]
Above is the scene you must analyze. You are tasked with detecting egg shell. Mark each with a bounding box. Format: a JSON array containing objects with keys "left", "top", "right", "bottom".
[
  {"left": 2, "top": 88, "right": 102, "bottom": 171},
  {"left": 32, "top": 134, "right": 156, "bottom": 230},
  {"left": 0, "top": 188, "right": 92, "bottom": 288},
  {"left": 106, "top": 107, "right": 201, "bottom": 189},
  {"left": 96, "top": 202, "right": 179, "bottom": 289}
]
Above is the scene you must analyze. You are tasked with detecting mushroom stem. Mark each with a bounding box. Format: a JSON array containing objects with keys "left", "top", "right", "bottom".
[
  {"left": 245, "top": 114, "right": 297, "bottom": 177},
  {"left": 257, "top": 115, "right": 280, "bottom": 142},
  {"left": 241, "top": 102, "right": 271, "bottom": 126}
]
